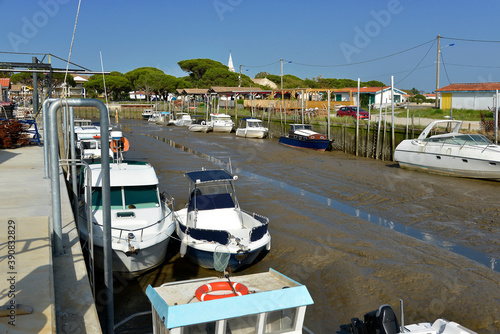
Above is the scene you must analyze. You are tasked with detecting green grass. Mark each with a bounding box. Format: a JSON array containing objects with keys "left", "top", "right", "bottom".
[{"left": 394, "top": 107, "right": 494, "bottom": 121}]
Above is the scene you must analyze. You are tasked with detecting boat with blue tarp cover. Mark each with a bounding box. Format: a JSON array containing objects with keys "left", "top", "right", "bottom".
[
  {"left": 174, "top": 169, "right": 271, "bottom": 270},
  {"left": 279, "top": 124, "right": 331, "bottom": 151}
]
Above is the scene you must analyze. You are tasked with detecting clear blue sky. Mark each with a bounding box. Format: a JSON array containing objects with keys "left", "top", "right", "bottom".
[{"left": 2, "top": 0, "right": 500, "bottom": 93}]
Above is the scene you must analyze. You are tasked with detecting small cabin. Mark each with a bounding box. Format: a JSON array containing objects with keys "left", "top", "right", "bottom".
[{"left": 146, "top": 269, "right": 314, "bottom": 334}]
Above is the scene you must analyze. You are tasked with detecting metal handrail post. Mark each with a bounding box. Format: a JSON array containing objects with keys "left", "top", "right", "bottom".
[
  {"left": 47, "top": 98, "right": 113, "bottom": 332},
  {"left": 42, "top": 98, "right": 58, "bottom": 179}
]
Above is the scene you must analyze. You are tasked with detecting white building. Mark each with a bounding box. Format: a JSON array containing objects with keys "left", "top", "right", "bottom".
[
  {"left": 335, "top": 86, "right": 407, "bottom": 107},
  {"left": 436, "top": 82, "right": 500, "bottom": 110}
]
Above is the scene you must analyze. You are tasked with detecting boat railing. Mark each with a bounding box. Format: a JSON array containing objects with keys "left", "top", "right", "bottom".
[
  {"left": 111, "top": 209, "right": 175, "bottom": 243},
  {"left": 177, "top": 222, "right": 231, "bottom": 245},
  {"left": 92, "top": 201, "right": 176, "bottom": 243}
]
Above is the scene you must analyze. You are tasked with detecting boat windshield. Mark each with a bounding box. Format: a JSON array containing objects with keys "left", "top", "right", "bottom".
[
  {"left": 92, "top": 185, "right": 159, "bottom": 210},
  {"left": 247, "top": 121, "right": 262, "bottom": 128},
  {"left": 291, "top": 124, "right": 312, "bottom": 131},
  {"left": 424, "top": 134, "right": 493, "bottom": 146}
]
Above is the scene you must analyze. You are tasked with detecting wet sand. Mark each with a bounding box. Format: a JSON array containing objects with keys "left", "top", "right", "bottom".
[{"left": 110, "top": 120, "right": 500, "bottom": 333}]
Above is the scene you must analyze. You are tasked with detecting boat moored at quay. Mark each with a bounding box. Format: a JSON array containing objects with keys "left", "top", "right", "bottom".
[
  {"left": 77, "top": 134, "right": 176, "bottom": 278},
  {"left": 175, "top": 169, "right": 271, "bottom": 271}
]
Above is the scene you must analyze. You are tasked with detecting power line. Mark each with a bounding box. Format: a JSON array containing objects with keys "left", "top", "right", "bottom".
[
  {"left": 368, "top": 64, "right": 435, "bottom": 80},
  {"left": 445, "top": 63, "right": 500, "bottom": 69},
  {"left": 289, "top": 38, "right": 436, "bottom": 68},
  {"left": 0, "top": 51, "right": 47, "bottom": 56},
  {"left": 441, "top": 36, "right": 500, "bottom": 43},
  {"left": 396, "top": 39, "right": 436, "bottom": 85},
  {"left": 439, "top": 51, "right": 452, "bottom": 85},
  {"left": 241, "top": 60, "right": 280, "bottom": 68},
  {"left": 241, "top": 39, "right": 436, "bottom": 70}
]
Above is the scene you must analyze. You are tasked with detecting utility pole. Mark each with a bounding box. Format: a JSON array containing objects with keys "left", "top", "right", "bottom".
[
  {"left": 32, "top": 57, "right": 39, "bottom": 114},
  {"left": 239, "top": 65, "right": 242, "bottom": 87},
  {"left": 280, "top": 58, "right": 283, "bottom": 91},
  {"left": 435, "top": 34, "right": 441, "bottom": 109}
]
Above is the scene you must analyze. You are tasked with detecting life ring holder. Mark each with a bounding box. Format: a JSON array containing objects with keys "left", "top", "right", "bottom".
[
  {"left": 110, "top": 137, "right": 130, "bottom": 153},
  {"left": 195, "top": 281, "right": 249, "bottom": 301}
]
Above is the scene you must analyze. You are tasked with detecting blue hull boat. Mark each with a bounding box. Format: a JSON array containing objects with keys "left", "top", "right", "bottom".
[
  {"left": 279, "top": 124, "right": 331, "bottom": 151},
  {"left": 182, "top": 241, "right": 268, "bottom": 271},
  {"left": 175, "top": 169, "right": 271, "bottom": 271}
]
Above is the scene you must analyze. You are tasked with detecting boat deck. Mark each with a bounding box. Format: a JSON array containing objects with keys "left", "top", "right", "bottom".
[{"left": 155, "top": 270, "right": 300, "bottom": 306}]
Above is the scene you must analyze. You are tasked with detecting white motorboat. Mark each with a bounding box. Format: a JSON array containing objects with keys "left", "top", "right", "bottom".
[
  {"left": 78, "top": 136, "right": 176, "bottom": 277},
  {"left": 235, "top": 117, "right": 268, "bottom": 138},
  {"left": 394, "top": 119, "right": 500, "bottom": 180},
  {"left": 171, "top": 112, "right": 192, "bottom": 127},
  {"left": 210, "top": 113, "right": 234, "bottom": 133},
  {"left": 188, "top": 115, "right": 211, "bottom": 133},
  {"left": 341, "top": 301, "right": 477, "bottom": 334},
  {"left": 175, "top": 169, "right": 271, "bottom": 271},
  {"left": 74, "top": 125, "right": 114, "bottom": 161},
  {"left": 145, "top": 269, "right": 314, "bottom": 334},
  {"left": 141, "top": 109, "right": 154, "bottom": 120}
]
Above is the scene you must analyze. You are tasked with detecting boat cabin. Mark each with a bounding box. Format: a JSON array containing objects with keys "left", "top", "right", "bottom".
[
  {"left": 289, "top": 124, "right": 312, "bottom": 132},
  {"left": 146, "top": 269, "right": 314, "bottom": 334},
  {"left": 186, "top": 169, "right": 238, "bottom": 207},
  {"left": 239, "top": 118, "right": 263, "bottom": 128}
]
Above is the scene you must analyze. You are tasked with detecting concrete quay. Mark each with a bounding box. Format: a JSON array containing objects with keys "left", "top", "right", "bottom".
[{"left": 0, "top": 146, "right": 101, "bottom": 333}]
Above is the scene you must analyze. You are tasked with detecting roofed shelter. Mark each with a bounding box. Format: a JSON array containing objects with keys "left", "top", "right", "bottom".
[
  {"left": 208, "top": 86, "right": 265, "bottom": 112},
  {"left": 436, "top": 82, "right": 500, "bottom": 110},
  {"left": 0, "top": 78, "right": 11, "bottom": 101}
]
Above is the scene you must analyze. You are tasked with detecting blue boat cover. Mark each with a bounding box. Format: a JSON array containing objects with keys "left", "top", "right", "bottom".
[{"left": 185, "top": 170, "right": 233, "bottom": 184}]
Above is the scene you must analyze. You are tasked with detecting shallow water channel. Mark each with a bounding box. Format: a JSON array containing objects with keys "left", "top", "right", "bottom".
[{"left": 99, "top": 119, "right": 500, "bottom": 334}]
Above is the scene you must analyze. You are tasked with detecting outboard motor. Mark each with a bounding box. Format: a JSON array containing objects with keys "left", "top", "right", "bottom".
[{"left": 363, "top": 304, "right": 400, "bottom": 334}]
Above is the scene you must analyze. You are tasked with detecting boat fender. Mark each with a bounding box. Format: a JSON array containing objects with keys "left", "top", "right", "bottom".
[
  {"left": 195, "top": 281, "right": 249, "bottom": 301},
  {"left": 180, "top": 234, "right": 188, "bottom": 257}
]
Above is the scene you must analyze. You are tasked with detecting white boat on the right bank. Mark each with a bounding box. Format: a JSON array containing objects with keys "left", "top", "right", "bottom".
[{"left": 394, "top": 119, "right": 500, "bottom": 181}]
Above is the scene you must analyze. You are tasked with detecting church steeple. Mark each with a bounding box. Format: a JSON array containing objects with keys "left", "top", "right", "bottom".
[{"left": 228, "top": 51, "right": 235, "bottom": 72}]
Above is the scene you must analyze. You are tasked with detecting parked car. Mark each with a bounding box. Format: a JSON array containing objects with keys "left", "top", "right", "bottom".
[{"left": 337, "top": 106, "right": 369, "bottom": 119}]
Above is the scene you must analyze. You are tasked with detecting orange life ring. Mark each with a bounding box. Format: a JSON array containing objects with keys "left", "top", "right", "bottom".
[
  {"left": 93, "top": 135, "right": 101, "bottom": 139},
  {"left": 195, "top": 281, "right": 249, "bottom": 301},
  {"left": 110, "top": 137, "right": 130, "bottom": 153}
]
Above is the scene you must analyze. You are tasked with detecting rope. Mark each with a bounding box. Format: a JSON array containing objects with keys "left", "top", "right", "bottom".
[{"left": 63, "top": 0, "right": 82, "bottom": 87}]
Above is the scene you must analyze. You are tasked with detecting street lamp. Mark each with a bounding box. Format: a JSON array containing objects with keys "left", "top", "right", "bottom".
[{"left": 280, "top": 59, "right": 292, "bottom": 91}]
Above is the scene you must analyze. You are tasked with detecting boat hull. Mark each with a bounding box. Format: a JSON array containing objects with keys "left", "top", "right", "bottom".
[
  {"left": 90, "top": 237, "right": 170, "bottom": 279},
  {"left": 279, "top": 136, "right": 330, "bottom": 151},
  {"left": 183, "top": 243, "right": 268, "bottom": 271},
  {"left": 212, "top": 124, "right": 233, "bottom": 133},
  {"left": 235, "top": 128, "right": 268, "bottom": 139},
  {"left": 189, "top": 124, "right": 211, "bottom": 133}
]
